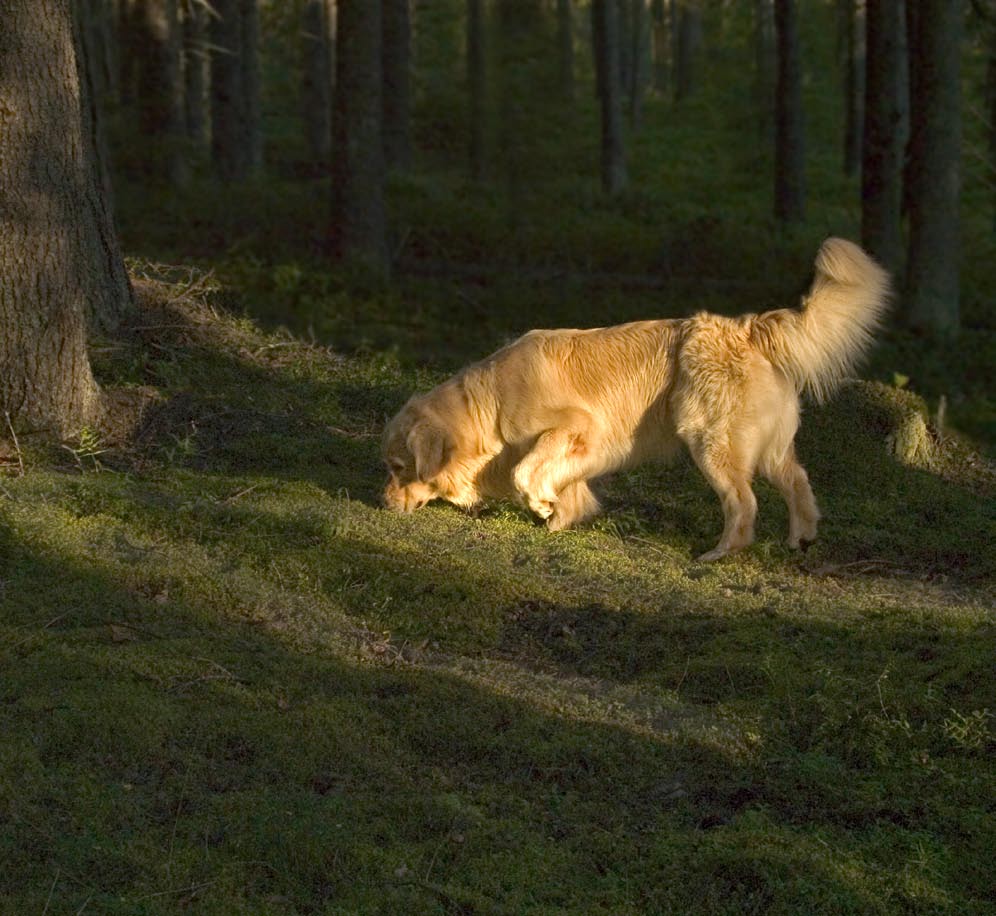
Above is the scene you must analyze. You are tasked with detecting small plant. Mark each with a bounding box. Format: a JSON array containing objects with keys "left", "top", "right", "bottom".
[{"left": 62, "top": 426, "right": 109, "bottom": 472}]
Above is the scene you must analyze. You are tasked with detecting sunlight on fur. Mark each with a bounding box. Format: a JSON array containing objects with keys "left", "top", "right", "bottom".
[{"left": 382, "top": 238, "right": 890, "bottom": 561}]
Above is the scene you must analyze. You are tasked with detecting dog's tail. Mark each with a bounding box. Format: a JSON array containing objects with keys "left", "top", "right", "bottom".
[{"left": 751, "top": 238, "right": 890, "bottom": 402}]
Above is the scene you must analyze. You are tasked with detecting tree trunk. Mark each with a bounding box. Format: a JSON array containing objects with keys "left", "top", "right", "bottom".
[
  {"left": 332, "top": 0, "right": 389, "bottom": 271},
  {"left": 558, "top": 0, "right": 575, "bottom": 103},
  {"left": 137, "top": 0, "right": 188, "bottom": 187},
  {"left": 650, "top": 0, "right": 668, "bottom": 95},
  {"left": 593, "top": 0, "right": 628, "bottom": 194},
  {"left": 861, "top": 0, "right": 903, "bottom": 272},
  {"left": 183, "top": 0, "right": 210, "bottom": 148},
  {"left": 467, "top": 0, "right": 486, "bottom": 180},
  {"left": 774, "top": 0, "right": 805, "bottom": 222},
  {"left": 674, "top": 1, "right": 701, "bottom": 102},
  {"left": 302, "top": 0, "right": 333, "bottom": 165},
  {"left": 0, "top": 0, "right": 132, "bottom": 434},
  {"left": 989, "top": 38, "right": 996, "bottom": 234},
  {"left": 241, "top": 0, "right": 263, "bottom": 174},
  {"left": 905, "top": 0, "right": 962, "bottom": 336},
  {"left": 382, "top": 0, "right": 413, "bottom": 172},
  {"left": 629, "top": 0, "right": 650, "bottom": 129},
  {"left": 840, "top": 0, "right": 863, "bottom": 176},
  {"left": 210, "top": 0, "right": 261, "bottom": 180},
  {"left": 755, "top": 0, "right": 774, "bottom": 139},
  {"left": 118, "top": 0, "right": 140, "bottom": 107}
]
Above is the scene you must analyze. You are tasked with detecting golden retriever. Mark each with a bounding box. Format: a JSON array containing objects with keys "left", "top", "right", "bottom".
[{"left": 382, "top": 238, "right": 889, "bottom": 560}]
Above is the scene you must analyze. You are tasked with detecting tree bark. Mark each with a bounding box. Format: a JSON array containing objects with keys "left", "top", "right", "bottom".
[
  {"left": 210, "top": 0, "right": 261, "bottom": 180},
  {"left": 0, "top": 0, "right": 131, "bottom": 434},
  {"left": 755, "top": 0, "right": 774, "bottom": 139},
  {"left": 302, "top": 0, "right": 333, "bottom": 164},
  {"left": 467, "top": 0, "right": 486, "bottom": 180},
  {"left": 332, "top": 0, "right": 389, "bottom": 271},
  {"left": 183, "top": 0, "right": 210, "bottom": 149},
  {"left": 558, "top": 0, "right": 575, "bottom": 103},
  {"left": 241, "top": 0, "right": 263, "bottom": 174},
  {"left": 137, "top": 0, "right": 188, "bottom": 187},
  {"left": 593, "top": 0, "right": 628, "bottom": 194},
  {"left": 861, "top": 0, "right": 903, "bottom": 272},
  {"left": 382, "top": 0, "right": 413, "bottom": 172},
  {"left": 774, "top": 0, "right": 805, "bottom": 222},
  {"left": 905, "top": 0, "right": 962, "bottom": 336},
  {"left": 840, "top": 0, "right": 863, "bottom": 176},
  {"left": 674, "top": 1, "right": 701, "bottom": 102}
]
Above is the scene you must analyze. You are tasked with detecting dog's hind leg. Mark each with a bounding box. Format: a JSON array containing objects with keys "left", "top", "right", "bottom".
[
  {"left": 686, "top": 437, "right": 758, "bottom": 561},
  {"left": 761, "top": 445, "right": 820, "bottom": 548}
]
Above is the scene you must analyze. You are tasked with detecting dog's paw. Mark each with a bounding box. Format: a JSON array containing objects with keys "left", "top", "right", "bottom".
[
  {"left": 529, "top": 497, "right": 555, "bottom": 520},
  {"left": 696, "top": 546, "right": 729, "bottom": 562}
]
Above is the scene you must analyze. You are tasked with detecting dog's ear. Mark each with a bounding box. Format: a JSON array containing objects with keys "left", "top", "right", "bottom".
[{"left": 406, "top": 421, "right": 453, "bottom": 481}]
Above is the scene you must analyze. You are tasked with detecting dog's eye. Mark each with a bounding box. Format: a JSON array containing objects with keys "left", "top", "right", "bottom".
[{"left": 389, "top": 458, "right": 407, "bottom": 473}]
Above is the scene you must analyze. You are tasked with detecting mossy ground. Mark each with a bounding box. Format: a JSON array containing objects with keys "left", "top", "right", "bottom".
[
  {"left": 5, "top": 23, "right": 996, "bottom": 910},
  {"left": 2, "top": 264, "right": 993, "bottom": 914}
]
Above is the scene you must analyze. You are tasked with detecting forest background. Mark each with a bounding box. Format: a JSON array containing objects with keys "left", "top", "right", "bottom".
[{"left": 1, "top": 0, "right": 995, "bottom": 913}]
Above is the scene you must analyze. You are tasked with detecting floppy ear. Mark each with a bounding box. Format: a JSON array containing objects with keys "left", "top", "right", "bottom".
[{"left": 406, "top": 422, "right": 453, "bottom": 481}]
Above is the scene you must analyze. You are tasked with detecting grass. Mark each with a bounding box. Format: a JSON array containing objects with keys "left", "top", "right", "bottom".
[
  {"left": 5, "top": 7, "right": 996, "bottom": 907},
  {"left": 1, "top": 266, "right": 993, "bottom": 914}
]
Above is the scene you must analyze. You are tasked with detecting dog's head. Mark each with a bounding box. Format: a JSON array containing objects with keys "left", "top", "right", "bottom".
[{"left": 381, "top": 400, "right": 455, "bottom": 513}]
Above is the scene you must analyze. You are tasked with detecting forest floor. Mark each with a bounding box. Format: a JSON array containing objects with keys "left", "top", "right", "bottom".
[{"left": 2, "top": 252, "right": 994, "bottom": 913}]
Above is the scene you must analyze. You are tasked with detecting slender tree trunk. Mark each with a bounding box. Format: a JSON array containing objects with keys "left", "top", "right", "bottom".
[
  {"left": 467, "top": 0, "right": 486, "bottom": 180},
  {"left": 302, "top": 0, "right": 333, "bottom": 164},
  {"left": 861, "top": 0, "right": 903, "bottom": 272},
  {"left": 137, "top": 0, "right": 188, "bottom": 187},
  {"left": 840, "top": 0, "right": 863, "bottom": 176},
  {"left": 629, "top": 0, "right": 650, "bottom": 129},
  {"left": 619, "top": 0, "right": 633, "bottom": 104},
  {"left": 988, "top": 38, "right": 996, "bottom": 234},
  {"left": 118, "top": 0, "right": 139, "bottom": 107},
  {"left": 774, "top": 0, "right": 805, "bottom": 222},
  {"left": 905, "top": 0, "right": 962, "bottom": 336},
  {"left": 0, "top": 0, "right": 132, "bottom": 434},
  {"left": 211, "top": 0, "right": 246, "bottom": 180},
  {"left": 558, "top": 0, "right": 575, "bottom": 103},
  {"left": 332, "top": 0, "right": 389, "bottom": 271},
  {"left": 674, "top": 1, "right": 701, "bottom": 102},
  {"left": 650, "top": 0, "right": 668, "bottom": 95},
  {"left": 183, "top": 0, "right": 210, "bottom": 148},
  {"left": 241, "top": 0, "right": 263, "bottom": 174},
  {"left": 755, "top": 0, "right": 774, "bottom": 139},
  {"left": 383, "top": 0, "right": 413, "bottom": 172},
  {"left": 593, "top": 0, "right": 628, "bottom": 194}
]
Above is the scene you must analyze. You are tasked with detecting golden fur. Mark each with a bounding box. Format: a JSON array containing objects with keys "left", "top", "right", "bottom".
[{"left": 382, "top": 238, "right": 890, "bottom": 560}]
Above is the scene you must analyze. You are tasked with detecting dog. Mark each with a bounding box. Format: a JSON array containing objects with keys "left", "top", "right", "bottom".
[{"left": 382, "top": 238, "right": 889, "bottom": 560}]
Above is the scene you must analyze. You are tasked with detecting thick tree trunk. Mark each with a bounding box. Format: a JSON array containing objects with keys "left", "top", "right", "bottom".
[
  {"left": 302, "top": 0, "right": 333, "bottom": 164},
  {"left": 0, "top": 0, "right": 132, "bottom": 434},
  {"left": 593, "top": 0, "right": 628, "bottom": 194},
  {"left": 467, "top": 0, "right": 486, "bottom": 180},
  {"left": 840, "top": 0, "right": 863, "bottom": 176},
  {"left": 332, "top": 0, "right": 389, "bottom": 271},
  {"left": 183, "top": 0, "right": 210, "bottom": 148},
  {"left": 558, "top": 0, "right": 575, "bottom": 103},
  {"left": 382, "top": 0, "right": 413, "bottom": 172},
  {"left": 905, "top": 0, "right": 962, "bottom": 336},
  {"left": 861, "top": 0, "right": 903, "bottom": 273},
  {"left": 774, "top": 0, "right": 805, "bottom": 222}
]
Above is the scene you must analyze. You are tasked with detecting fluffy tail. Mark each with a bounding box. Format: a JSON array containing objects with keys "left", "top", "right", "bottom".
[{"left": 751, "top": 238, "right": 891, "bottom": 402}]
